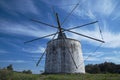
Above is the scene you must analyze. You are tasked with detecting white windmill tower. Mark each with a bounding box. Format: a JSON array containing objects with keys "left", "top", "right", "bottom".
[{"left": 24, "top": 12, "right": 104, "bottom": 73}]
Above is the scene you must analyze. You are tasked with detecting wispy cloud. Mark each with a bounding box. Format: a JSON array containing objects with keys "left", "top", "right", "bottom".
[
  {"left": 67, "top": 21, "right": 120, "bottom": 48},
  {"left": 0, "top": 0, "right": 38, "bottom": 15},
  {"left": 50, "top": 0, "right": 118, "bottom": 20},
  {"left": 0, "top": 20, "right": 55, "bottom": 38},
  {"left": 0, "top": 49, "right": 8, "bottom": 54},
  {"left": 113, "top": 50, "right": 120, "bottom": 54},
  {"left": 79, "top": 0, "right": 117, "bottom": 17},
  {"left": 89, "top": 0, "right": 117, "bottom": 16},
  {"left": 83, "top": 51, "right": 104, "bottom": 62},
  {"left": 23, "top": 46, "right": 45, "bottom": 54},
  {"left": 41, "top": 0, "right": 79, "bottom": 6},
  {"left": 84, "top": 56, "right": 120, "bottom": 64},
  {"left": 0, "top": 60, "right": 32, "bottom": 63},
  {"left": 84, "top": 50, "right": 120, "bottom": 64},
  {"left": 84, "top": 56, "right": 101, "bottom": 62},
  {"left": 102, "top": 56, "right": 120, "bottom": 64},
  {"left": 84, "top": 52, "right": 104, "bottom": 58}
]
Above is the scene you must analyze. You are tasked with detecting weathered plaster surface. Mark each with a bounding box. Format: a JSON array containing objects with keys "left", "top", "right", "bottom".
[{"left": 45, "top": 38, "right": 85, "bottom": 73}]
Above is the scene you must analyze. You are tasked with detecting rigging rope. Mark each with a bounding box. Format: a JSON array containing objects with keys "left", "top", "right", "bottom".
[
  {"left": 61, "top": 0, "right": 85, "bottom": 26},
  {"left": 84, "top": 43, "right": 103, "bottom": 63},
  {"left": 98, "top": 24, "right": 104, "bottom": 40},
  {"left": 63, "top": 39, "right": 78, "bottom": 69},
  {"left": 23, "top": 46, "right": 38, "bottom": 65},
  {"left": 61, "top": 3, "right": 79, "bottom": 26},
  {"left": 75, "top": 43, "right": 104, "bottom": 72},
  {"left": 36, "top": 33, "right": 57, "bottom": 66}
]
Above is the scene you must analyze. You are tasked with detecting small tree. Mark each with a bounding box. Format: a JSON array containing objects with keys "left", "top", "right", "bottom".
[
  {"left": 27, "top": 70, "right": 32, "bottom": 74},
  {"left": 22, "top": 70, "right": 32, "bottom": 74},
  {"left": 22, "top": 70, "right": 26, "bottom": 73},
  {"left": 7, "top": 64, "right": 13, "bottom": 71},
  {"left": 40, "top": 70, "right": 44, "bottom": 73}
]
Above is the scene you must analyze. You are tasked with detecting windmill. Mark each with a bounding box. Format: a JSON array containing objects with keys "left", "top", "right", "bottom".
[{"left": 24, "top": 12, "right": 104, "bottom": 73}]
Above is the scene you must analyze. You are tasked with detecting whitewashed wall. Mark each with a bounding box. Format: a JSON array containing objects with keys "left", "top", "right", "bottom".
[{"left": 45, "top": 38, "right": 85, "bottom": 73}]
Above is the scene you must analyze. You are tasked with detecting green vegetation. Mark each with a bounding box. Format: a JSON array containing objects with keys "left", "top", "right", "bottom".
[
  {"left": 0, "top": 69, "right": 39, "bottom": 80},
  {"left": 0, "top": 69, "right": 120, "bottom": 80},
  {"left": 6, "top": 64, "right": 13, "bottom": 71},
  {"left": 86, "top": 62, "right": 120, "bottom": 74},
  {"left": 22, "top": 70, "right": 32, "bottom": 74},
  {"left": 0, "top": 62, "right": 120, "bottom": 80}
]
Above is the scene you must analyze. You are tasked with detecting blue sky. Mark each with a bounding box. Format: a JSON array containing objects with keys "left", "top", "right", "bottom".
[{"left": 0, "top": 0, "right": 120, "bottom": 74}]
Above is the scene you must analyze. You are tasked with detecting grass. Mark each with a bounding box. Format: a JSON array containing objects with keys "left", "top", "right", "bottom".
[
  {"left": 42, "top": 74, "right": 120, "bottom": 80},
  {"left": 0, "top": 70, "right": 120, "bottom": 80}
]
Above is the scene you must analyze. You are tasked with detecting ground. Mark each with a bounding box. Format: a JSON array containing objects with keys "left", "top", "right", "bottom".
[{"left": 0, "top": 69, "right": 120, "bottom": 80}]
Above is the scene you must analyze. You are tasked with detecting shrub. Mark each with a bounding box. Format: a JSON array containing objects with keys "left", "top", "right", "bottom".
[
  {"left": 22, "top": 70, "right": 32, "bottom": 74},
  {"left": 0, "top": 69, "right": 13, "bottom": 80}
]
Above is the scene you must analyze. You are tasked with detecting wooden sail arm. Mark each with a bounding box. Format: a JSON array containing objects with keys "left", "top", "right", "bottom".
[
  {"left": 24, "top": 32, "right": 58, "bottom": 44},
  {"left": 56, "top": 13, "right": 62, "bottom": 33}
]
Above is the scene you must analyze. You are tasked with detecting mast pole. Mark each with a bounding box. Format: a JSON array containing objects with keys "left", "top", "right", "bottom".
[{"left": 56, "top": 13, "right": 62, "bottom": 33}]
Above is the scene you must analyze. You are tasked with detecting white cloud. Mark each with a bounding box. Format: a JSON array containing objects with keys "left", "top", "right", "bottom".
[
  {"left": 83, "top": 51, "right": 105, "bottom": 62},
  {"left": 112, "top": 13, "right": 120, "bottom": 20},
  {"left": 53, "top": 0, "right": 117, "bottom": 19},
  {"left": 0, "top": 0, "right": 119, "bottom": 49},
  {"left": 113, "top": 50, "right": 120, "bottom": 54},
  {"left": 84, "top": 52, "right": 104, "bottom": 58},
  {"left": 84, "top": 56, "right": 100, "bottom": 62},
  {"left": 42, "top": 0, "right": 79, "bottom": 6},
  {"left": 0, "top": 23, "right": 39, "bottom": 37},
  {"left": 83, "top": 49, "right": 120, "bottom": 64},
  {"left": 82, "top": 0, "right": 117, "bottom": 17},
  {"left": 1, "top": 12, "right": 119, "bottom": 49},
  {"left": 0, "top": 49, "right": 8, "bottom": 54},
  {"left": 0, "top": 20, "right": 55, "bottom": 38},
  {"left": 0, "top": 0, "right": 38, "bottom": 14},
  {"left": 84, "top": 55, "right": 120, "bottom": 64},
  {"left": 102, "top": 56, "right": 120, "bottom": 64},
  {"left": 42, "top": 0, "right": 119, "bottom": 20},
  {"left": 103, "top": 31, "right": 120, "bottom": 48},
  {"left": 0, "top": 60, "right": 32, "bottom": 63},
  {"left": 23, "top": 46, "right": 45, "bottom": 53},
  {"left": 90, "top": 0, "right": 117, "bottom": 16},
  {"left": 86, "top": 9, "right": 96, "bottom": 19},
  {"left": 67, "top": 21, "right": 120, "bottom": 48}
]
